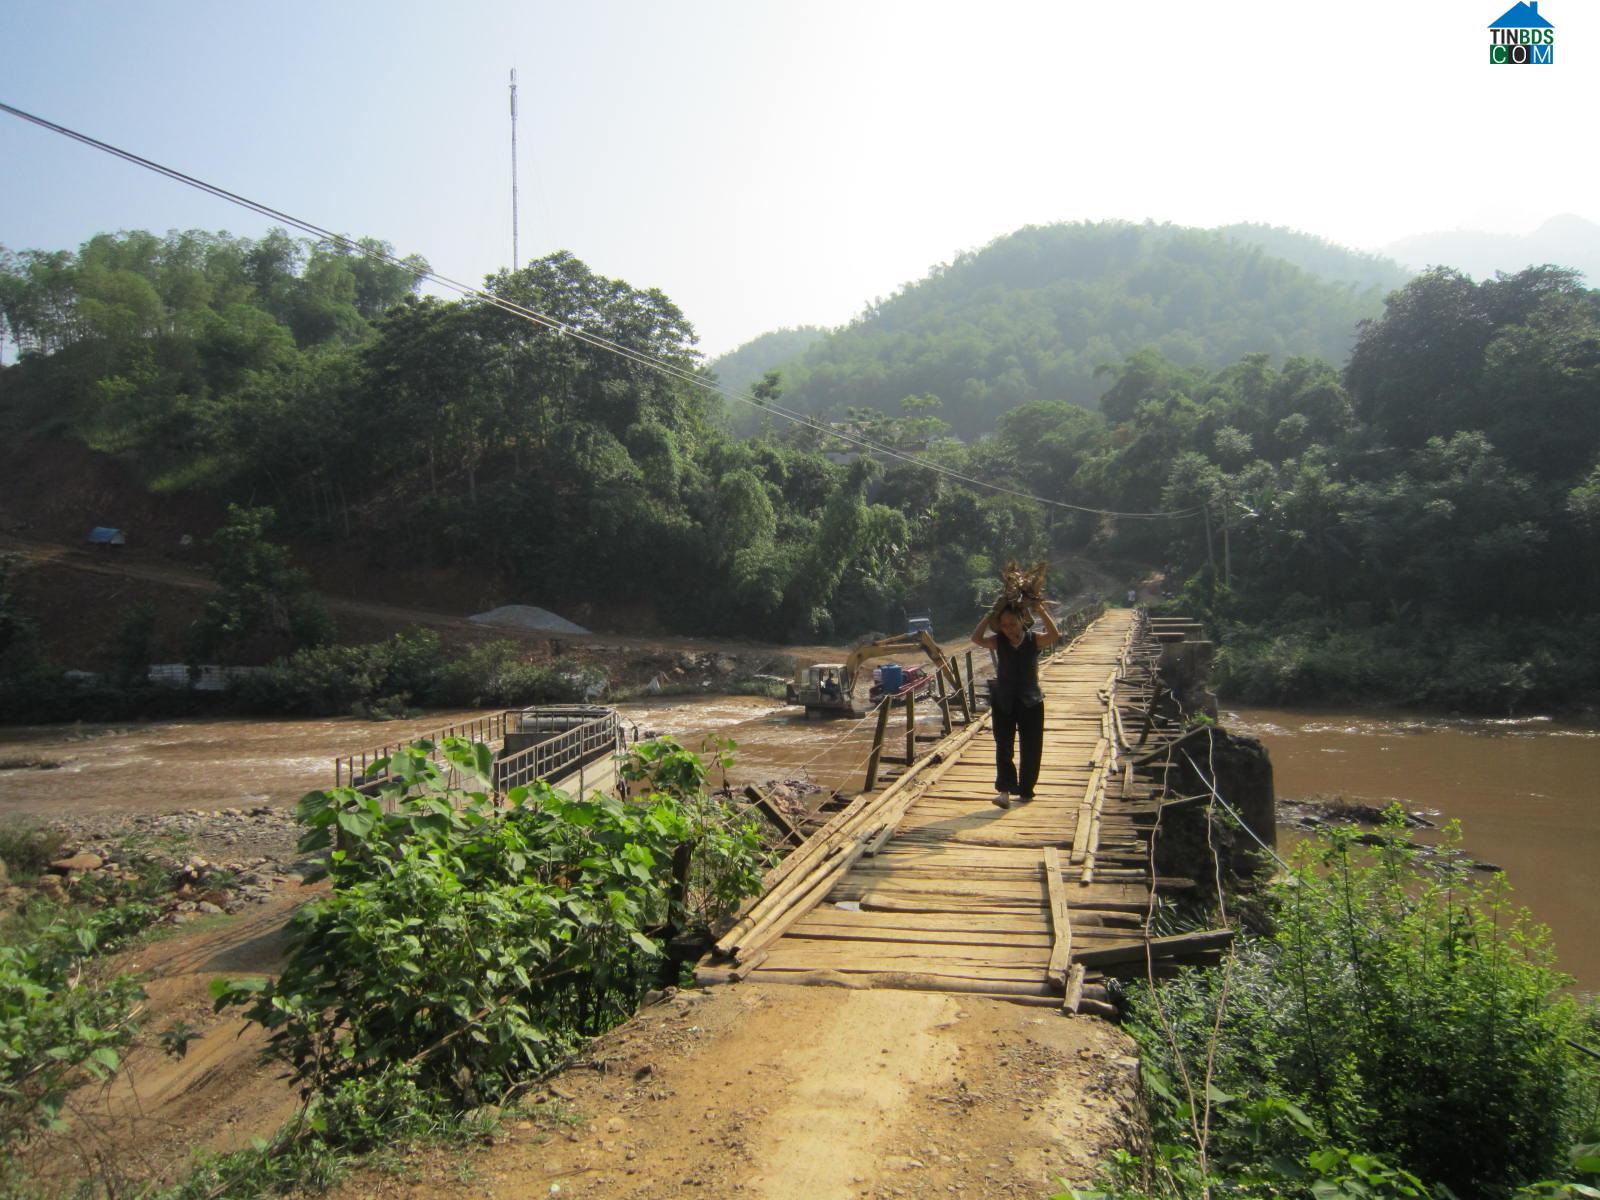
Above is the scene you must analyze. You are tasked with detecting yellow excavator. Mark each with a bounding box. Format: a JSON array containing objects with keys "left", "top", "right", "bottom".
[{"left": 785, "top": 630, "right": 957, "bottom": 717}]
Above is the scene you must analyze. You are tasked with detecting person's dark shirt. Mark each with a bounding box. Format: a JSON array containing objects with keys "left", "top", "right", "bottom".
[{"left": 993, "top": 631, "right": 1043, "bottom": 711}]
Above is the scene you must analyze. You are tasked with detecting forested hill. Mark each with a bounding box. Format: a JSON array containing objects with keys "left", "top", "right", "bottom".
[
  {"left": 1212, "top": 223, "right": 1411, "bottom": 292},
  {"left": 745, "top": 221, "right": 1400, "bottom": 439},
  {"left": 707, "top": 326, "right": 825, "bottom": 406}
]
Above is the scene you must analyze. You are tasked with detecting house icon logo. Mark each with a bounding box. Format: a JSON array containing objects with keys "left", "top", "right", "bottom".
[{"left": 1489, "top": 1, "right": 1554, "bottom": 63}]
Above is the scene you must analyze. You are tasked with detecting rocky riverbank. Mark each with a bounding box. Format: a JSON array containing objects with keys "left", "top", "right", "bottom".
[{"left": 1, "top": 804, "right": 314, "bottom": 924}]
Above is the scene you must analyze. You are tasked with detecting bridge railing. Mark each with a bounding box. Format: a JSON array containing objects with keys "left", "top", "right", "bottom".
[
  {"left": 333, "top": 710, "right": 517, "bottom": 789},
  {"left": 496, "top": 709, "right": 621, "bottom": 795}
]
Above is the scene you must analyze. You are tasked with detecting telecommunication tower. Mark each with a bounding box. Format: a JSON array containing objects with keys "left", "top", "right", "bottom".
[{"left": 509, "top": 68, "right": 520, "bottom": 271}]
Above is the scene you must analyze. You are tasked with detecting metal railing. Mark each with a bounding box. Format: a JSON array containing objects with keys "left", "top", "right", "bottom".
[
  {"left": 333, "top": 710, "right": 518, "bottom": 789},
  {"left": 496, "top": 709, "right": 621, "bottom": 795}
]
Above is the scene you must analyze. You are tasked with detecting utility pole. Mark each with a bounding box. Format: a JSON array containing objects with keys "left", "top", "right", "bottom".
[{"left": 509, "top": 68, "right": 520, "bottom": 272}]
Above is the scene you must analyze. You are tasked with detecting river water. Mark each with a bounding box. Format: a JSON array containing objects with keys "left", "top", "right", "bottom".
[
  {"left": 3, "top": 698, "right": 1593, "bottom": 988},
  {"left": 0, "top": 696, "right": 897, "bottom": 820},
  {"left": 1227, "top": 707, "right": 1600, "bottom": 992}
]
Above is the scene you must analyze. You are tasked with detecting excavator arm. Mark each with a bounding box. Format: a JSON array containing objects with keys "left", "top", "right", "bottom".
[{"left": 840, "top": 630, "right": 954, "bottom": 694}]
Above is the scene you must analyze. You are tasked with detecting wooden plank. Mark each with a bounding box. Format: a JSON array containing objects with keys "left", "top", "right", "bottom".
[
  {"left": 746, "top": 967, "right": 1059, "bottom": 999},
  {"left": 830, "top": 878, "right": 1146, "bottom": 905},
  {"left": 1072, "top": 928, "right": 1235, "bottom": 968},
  {"left": 1044, "top": 847, "right": 1071, "bottom": 988},
  {"left": 763, "top": 946, "right": 1054, "bottom": 972},
  {"left": 794, "top": 908, "right": 1051, "bottom": 934},
  {"left": 1063, "top": 963, "right": 1087, "bottom": 1014},
  {"left": 784, "top": 925, "right": 1054, "bottom": 949},
  {"left": 744, "top": 784, "right": 805, "bottom": 845},
  {"left": 1070, "top": 766, "right": 1103, "bottom": 862}
]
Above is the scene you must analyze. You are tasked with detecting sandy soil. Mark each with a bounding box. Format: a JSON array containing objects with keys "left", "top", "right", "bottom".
[{"left": 323, "top": 983, "right": 1140, "bottom": 1200}]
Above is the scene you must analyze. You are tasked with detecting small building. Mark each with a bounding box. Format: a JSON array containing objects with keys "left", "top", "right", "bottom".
[{"left": 86, "top": 526, "right": 126, "bottom": 547}]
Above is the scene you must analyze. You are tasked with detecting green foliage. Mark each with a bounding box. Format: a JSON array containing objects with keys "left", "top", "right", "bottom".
[
  {"left": 1213, "top": 617, "right": 1600, "bottom": 713},
  {"left": 1091, "top": 820, "right": 1600, "bottom": 1200},
  {"left": 107, "top": 600, "right": 158, "bottom": 689},
  {"left": 0, "top": 821, "right": 69, "bottom": 881},
  {"left": 770, "top": 221, "right": 1392, "bottom": 439},
  {"left": 151, "top": 1066, "right": 491, "bottom": 1200},
  {"left": 0, "top": 897, "right": 159, "bottom": 1174},
  {"left": 709, "top": 325, "right": 828, "bottom": 434},
  {"left": 5, "top": 222, "right": 1596, "bottom": 667},
  {"left": 619, "top": 737, "right": 769, "bottom": 923},
  {"left": 431, "top": 641, "right": 595, "bottom": 709},
  {"left": 233, "top": 632, "right": 589, "bottom": 716},
  {"left": 192, "top": 504, "right": 334, "bottom": 663},
  {"left": 214, "top": 737, "right": 764, "bottom": 1105}
]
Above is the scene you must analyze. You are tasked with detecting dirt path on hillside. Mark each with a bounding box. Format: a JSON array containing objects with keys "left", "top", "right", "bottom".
[
  {"left": 0, "top": 533, "right": 839, "bottom": 660},
  {"left": 324, "top": 984, "right": 1139, "bottom": 1200}
]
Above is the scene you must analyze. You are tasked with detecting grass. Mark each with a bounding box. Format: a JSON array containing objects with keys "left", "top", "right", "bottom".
[{"left": 0, "top": 820, "right": 69, "bottom": 880}]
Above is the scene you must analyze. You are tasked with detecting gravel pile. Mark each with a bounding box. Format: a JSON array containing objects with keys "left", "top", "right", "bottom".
[{"left": 469, "top": 605, "right": 590, "bottom": 634}]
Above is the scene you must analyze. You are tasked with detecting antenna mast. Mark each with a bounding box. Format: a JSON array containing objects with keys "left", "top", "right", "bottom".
[{"left": 509, "top": 68, "right": 519, "bottom": 271}]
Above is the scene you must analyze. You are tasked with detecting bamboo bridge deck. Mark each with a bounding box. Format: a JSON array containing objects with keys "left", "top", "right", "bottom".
[{"left": 702, "top": 608, "right": 1191, "bottom": 1012}]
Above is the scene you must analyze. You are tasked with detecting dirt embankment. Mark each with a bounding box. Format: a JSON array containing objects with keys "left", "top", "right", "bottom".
[{"left": 0, "top": 438, "right": 808, "bottom": 669}]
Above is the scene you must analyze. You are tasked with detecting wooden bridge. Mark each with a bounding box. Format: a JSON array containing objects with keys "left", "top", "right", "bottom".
[{"left": 698, "top": 608, "right": 1215, "bottom": 1013}]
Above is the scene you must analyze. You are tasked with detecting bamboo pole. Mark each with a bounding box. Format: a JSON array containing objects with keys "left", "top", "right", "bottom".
[
  {"left": 1044, "top": 847, "right": 1071, "bottom": 988},
  {"left": 904, "top": 691, "right": 917, "bottom": 764}
]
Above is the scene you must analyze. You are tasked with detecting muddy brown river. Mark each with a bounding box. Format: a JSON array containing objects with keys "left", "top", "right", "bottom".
[
  {"left": 1228, "top": 706, "right": 1600, "bottom": 992},
  {"left": 0, "top": 696, "right": 902, "bottom": 819},
  {"left": 3, "top": 698, "right": 1594, "bottom": 988}
]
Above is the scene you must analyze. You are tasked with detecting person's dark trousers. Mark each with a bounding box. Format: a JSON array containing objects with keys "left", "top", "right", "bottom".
[
  {"left": 992, "top": 701, "right": 1045, "bottom": 796},
  {"left": 1015, "top": 701, "right": 1044, "bottom": 798},
  {"left": 992, "top": 704, "right": 1020, "bottom": 794}
]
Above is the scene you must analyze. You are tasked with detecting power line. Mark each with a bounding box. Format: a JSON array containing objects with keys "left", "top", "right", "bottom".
[{"left": 0, "top": 99, "right": 1200, "bottom": 522}]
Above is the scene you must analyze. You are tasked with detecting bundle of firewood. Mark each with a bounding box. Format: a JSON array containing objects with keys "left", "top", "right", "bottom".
[{"left": 990, "top": 559, "right": 1049, "bottom": 618}]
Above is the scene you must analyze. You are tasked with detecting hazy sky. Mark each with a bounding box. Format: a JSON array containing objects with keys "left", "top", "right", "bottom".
[{"left": 3, "top": 0, "right": 1596, "bottom": 357}]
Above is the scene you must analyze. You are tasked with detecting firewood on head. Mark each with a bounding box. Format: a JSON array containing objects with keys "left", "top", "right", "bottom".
[{"left": 989, "top": 560, "right": 1050, "bottom": 624}]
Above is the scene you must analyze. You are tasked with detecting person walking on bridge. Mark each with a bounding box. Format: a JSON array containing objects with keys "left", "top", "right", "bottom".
[{"left": 971, "top": 599, "right": 1060, "bottom": 809}]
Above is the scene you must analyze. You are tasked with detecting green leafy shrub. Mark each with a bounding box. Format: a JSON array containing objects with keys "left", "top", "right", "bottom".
[
  {"left": 233, "top": 633, "right": 587, "bottom": 716},
  {"left": 0, "top": 902, "right": 155, "bottom": 1171},
  {"left": 1213, "top": 617, "right": 1599, "bottom": 714},
  {"left": 215, "top": 737, "right": 764, "bottom": 1104},
  {"left": 1089, "top": 819, "right": 1600, "bottom": 1199},
  {"left": 430, "top": 641, "right": 590, "bottom": 708}
]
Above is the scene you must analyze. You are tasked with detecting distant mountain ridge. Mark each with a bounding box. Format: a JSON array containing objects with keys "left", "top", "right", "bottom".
[
  {"left": 1384, "top": 214, "right": 1600, "bottom": 285},
  {"left": 717, "top": 220, "right": 1401, "bottom": 439},
  {"left": 1215, "top": 223, "right": 1411, "bottom": 292}
]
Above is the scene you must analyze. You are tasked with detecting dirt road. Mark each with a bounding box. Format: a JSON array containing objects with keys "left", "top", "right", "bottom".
[
  {"left": 0, "top": 532, "right": 840, "bottom": 660},
  {"left": 328, "top": 982, "right": 1138, "bottom": 1200}
]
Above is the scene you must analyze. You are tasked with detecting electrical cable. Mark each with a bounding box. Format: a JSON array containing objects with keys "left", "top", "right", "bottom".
[{"left": 0, "top": 99, "right": 1202, "bottom": 522}]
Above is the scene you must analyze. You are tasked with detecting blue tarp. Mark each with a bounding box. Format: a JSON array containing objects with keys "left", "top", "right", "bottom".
[{"left": 86, "top": 527, "right": 125, "bottom": 545}]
